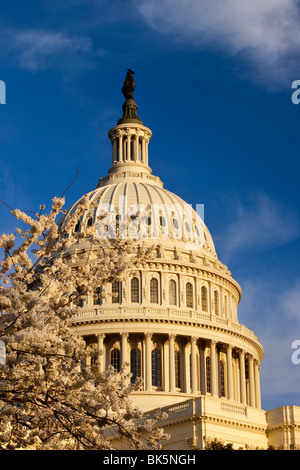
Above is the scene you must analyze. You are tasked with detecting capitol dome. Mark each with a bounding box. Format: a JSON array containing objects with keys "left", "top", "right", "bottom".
[
  {"left": 62, "top": 177, "right": 217, "bottom": 259},
  {"left": 61, "top": 71, "right": 277, "bottom": 449}
]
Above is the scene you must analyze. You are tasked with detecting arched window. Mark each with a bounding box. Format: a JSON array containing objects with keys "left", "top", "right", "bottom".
[
  {"left": 214, "top": 290, "right": 219, "bottom": 316},
  {"left": 131, "top": 277, "right": 139, "bottom": 303},
  {"left": 130, "top": 348, "right": 141, "bottom": 384},
  {"left": 110, "top": 348, "right": 120, "bottom": 371},
  {"left": 93, "top": 287, "right": 102, "bottom": 305},
  {"left": 150, "top": 278, "right": 159, "bottom": 304},
  {"left": 220, "top": 360, "right": 225, "bottom": 397},
  {"left": 169, "top": 279, "right": 177, "bottom": 306},
  {"left": 206, "top": 356, "right": 211, "bottom": 393},
  {"left": 151, "top": 348, "right": 161, "bottom": 387},
  {"left": 186, "top": 282, "right": 193, "bottom": 308},
  {"left": 175, "top": 350, "right": 181, "bottom": 389},
  {"left": 201, "top": 286, "right": 208, "bottom": 312}
]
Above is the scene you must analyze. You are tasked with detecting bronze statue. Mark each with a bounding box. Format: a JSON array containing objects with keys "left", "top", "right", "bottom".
[
  {"left": 122, "top": 69, "right": 135, "bottom": 100},
  {"left": 118, "top": 69, "right": 143, "bottom": 125}
]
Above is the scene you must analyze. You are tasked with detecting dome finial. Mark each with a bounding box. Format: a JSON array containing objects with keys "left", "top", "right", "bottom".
[
  {"left": 118, "top": 69, "right": 143, "bottom": 125},
  {"left": 122, "top": 69, "right": 135, "bottom": 99}
]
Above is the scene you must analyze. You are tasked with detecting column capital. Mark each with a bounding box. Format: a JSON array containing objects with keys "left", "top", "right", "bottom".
[{"left": 96, "top": 333, "right": 105, "bottom": 340}]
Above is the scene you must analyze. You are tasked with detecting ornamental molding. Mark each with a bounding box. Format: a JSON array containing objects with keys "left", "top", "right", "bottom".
[{"left": 71, "top": 316, "right": 263, "bottom": 359}]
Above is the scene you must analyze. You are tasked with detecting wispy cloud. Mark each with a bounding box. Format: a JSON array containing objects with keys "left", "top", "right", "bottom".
[
  {"left": 137, "top": 0, "right": 300, "bottom": 87},
  {"left": 0, "top": 28, "right": 104, "bottom": 76},
  {"left": 213, "top": 192, "right": 300, "bottom": 264},
  {"left": 238, "top": 277, "right": 300, "bottom": 407}
]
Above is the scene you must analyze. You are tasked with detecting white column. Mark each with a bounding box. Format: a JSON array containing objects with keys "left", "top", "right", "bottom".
[
  {"left": 134, "top": 133, "right": 139, "bottom": 161},
  {"left": 226, "top": 344, "right": 234, "bottom": 401},
  {"left": 121, "top": 333, "right": 129, "bottom": 386},
  {"left": 169, "top": 334, "right": 176, "bottom": 393},
  {"left": 254, "top": 360, "right": 262, "bottom": 409},
  {"left": 126, "top": 132, "right": 131, "bottom": 161},
  {"left": 121, "top": 333, "right": 128, "bottom": 366},
  {"left": 119, "top": 135, "right": 123, "bottom": 162},
  {"left": 200, "top": 342, "right": 206, "bottom": 395},
  {"left": 96, "top": 333, "right": 105, "bottom": 372},
  {"left": 184, "top": 341, "right": 190, "bottom": 393},
  {"left": 145, "top": 333, "right": 152, "bottom": 392},
  {"left": 239, "top": 350, "right": 247, "bottom": 405},
  {"left": 191, "top": 336, "right": 198, "bottom": 394},
  {"left": 142, "top": 138, "right": 146, "bottom": 163},
  {"left": 145, "top": 138, "right": 149, "bottom": 165},
  {"left": 210, "top": 340, "right": 217, "bottom": 397}
]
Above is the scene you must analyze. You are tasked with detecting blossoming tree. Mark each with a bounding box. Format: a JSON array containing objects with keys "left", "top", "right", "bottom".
[{"left": 0, "top": 193, "right": 168, "bottom": 450}]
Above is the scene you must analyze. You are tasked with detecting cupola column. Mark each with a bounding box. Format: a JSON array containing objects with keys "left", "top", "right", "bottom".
[
  {"left": 126, "top": 130, "right": 131, "bottom": 161},
  {"left": 119, "top": 134, "right": 123, "bottom": 162}
]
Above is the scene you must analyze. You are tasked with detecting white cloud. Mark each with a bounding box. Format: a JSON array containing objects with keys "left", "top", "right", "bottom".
[
  {"left": 237, "top": 277, "right": 300, "bottom": 407},
  {"left": 213, "top": 192, "right": 300, "bottom": 264},
  {"left": 137, "top": 0, "right": 300, "bottom": 86},
  {"left": 0, "top": 28, "right": 104, "bottom": 75}
]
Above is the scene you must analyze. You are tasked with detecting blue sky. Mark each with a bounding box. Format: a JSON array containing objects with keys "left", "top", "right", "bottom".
[{"left": 1, "top": 0, "right": 300, "bottom": 412}]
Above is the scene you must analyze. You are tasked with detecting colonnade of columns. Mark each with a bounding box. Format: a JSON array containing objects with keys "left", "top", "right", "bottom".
[
  {"left": 90, "top": 332, "right": 262, "bottom": 409},
  {"left": 109, "top": 127, "right": 151, "bottom": 166}
]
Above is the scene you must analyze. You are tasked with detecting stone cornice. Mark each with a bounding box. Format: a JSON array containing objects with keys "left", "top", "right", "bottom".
[{"left": 71, "top": 307, "right": 264, "bottom": 360}]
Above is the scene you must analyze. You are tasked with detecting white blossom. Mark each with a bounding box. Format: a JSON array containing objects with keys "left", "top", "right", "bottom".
[{"left": 0, "top": 195, "right": 166, "bottom": 450}]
